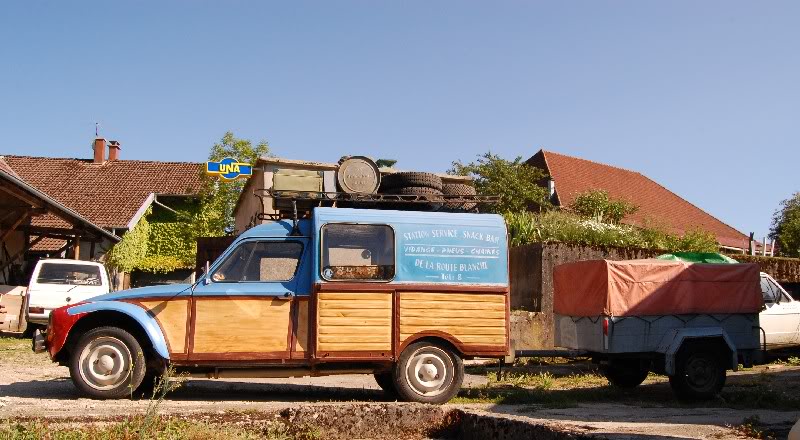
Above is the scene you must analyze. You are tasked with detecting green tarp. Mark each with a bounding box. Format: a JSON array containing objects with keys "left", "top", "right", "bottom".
[{"left": 656, "top": 252, "right": 739, "bottom": 264}]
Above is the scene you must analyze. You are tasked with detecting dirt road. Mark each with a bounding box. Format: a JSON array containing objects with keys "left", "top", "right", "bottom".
[{"left": 2, "top": 336, "right": 799, "bottom": 439}]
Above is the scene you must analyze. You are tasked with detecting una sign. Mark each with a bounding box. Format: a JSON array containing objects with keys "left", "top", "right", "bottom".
[{"left": 206, "top": 158, "right": 253, "bottom": 180}]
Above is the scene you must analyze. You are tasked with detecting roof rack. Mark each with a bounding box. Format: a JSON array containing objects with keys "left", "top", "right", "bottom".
[{"left": 254, "top": 189, "right": 499, "bottom": 220}]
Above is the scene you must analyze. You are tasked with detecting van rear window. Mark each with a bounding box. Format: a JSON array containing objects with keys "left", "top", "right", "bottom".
[
  {"left": 36, "top": 263, "right": 102, "bottom": 286},
  {"left": 321, "top": 224, "right": 395, "bottom": 281}
]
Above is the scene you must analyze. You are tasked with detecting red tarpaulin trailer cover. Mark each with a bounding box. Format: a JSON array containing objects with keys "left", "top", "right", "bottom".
[{"left": 553, "top": 259, "right": 762, "bottom": 317}]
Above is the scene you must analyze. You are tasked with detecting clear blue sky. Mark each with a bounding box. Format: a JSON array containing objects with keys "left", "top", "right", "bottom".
[{"left": 1, "top": 1, "right": 798, "bottom": 239}]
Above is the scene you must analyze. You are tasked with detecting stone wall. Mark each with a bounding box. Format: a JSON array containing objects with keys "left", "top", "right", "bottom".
[{"left": 731, "top": 254, "right": 800, "bottom": 283}]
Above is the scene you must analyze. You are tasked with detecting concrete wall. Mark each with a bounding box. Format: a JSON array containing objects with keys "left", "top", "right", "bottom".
[{"left": 234, "top": 169, "right": 268, "bottom": 234}]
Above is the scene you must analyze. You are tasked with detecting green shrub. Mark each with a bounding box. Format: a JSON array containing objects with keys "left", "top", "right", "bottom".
[
  {"left": 505, "top": 210, "right": 718, "bottom": 252},
  {"left": 569, "top": 190, "right": 638, "bottom": 224}
]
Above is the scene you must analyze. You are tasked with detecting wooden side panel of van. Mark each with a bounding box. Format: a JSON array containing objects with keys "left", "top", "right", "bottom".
[
  {"left": 292, "top": 298, "right": 310, "bottom": 357},
  {"left": 316, "top": 292, "right": 392, "bottom": 354},
  {"left": 136, "top": 299, "right": 190, "bottom": 355},
  {"left": 398, "top": 292, "right": 507, "bottom": 350},
  {"left": 192, "top": 298, "right": 291, "bottom": 354}
]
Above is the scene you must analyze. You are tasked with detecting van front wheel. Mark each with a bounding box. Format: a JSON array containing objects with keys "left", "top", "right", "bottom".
[
  {"left": 393, "top": 341, "right": 463, "bottom": 404},
  {"left": 69, "top": 327, "right": 147, "bottom": 399}
]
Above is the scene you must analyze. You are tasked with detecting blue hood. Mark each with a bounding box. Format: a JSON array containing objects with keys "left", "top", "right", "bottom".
[{"left": 88, "top": 284, "right": 193, "bottom": 302}]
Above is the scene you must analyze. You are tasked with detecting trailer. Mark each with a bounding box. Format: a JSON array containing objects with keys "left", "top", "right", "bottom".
[{"left": 514, "top": 258, "right": 763, "bottom": 400}]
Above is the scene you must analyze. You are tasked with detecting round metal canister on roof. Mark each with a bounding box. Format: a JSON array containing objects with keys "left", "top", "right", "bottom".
[{"left": 337, "top": 156, "right": 381, "bottom": 194}]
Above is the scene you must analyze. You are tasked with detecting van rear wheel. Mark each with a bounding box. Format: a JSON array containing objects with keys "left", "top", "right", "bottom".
[
  {"left": 69, "top": 326, "right": 146, "bottom": 399},
  {"left": 393, "top": 341, "right": 463, "bottom": 404}
]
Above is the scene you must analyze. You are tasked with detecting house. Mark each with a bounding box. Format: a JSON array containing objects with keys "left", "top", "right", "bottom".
[
  {"left": 526, "top": 150, "right": 758, "bottom": 253},
  {"left": 2, "top": 137, "right": 204, "bottom": 287},
  {"left": 0, "top": 158, "right": 119, "bottom": 285}
]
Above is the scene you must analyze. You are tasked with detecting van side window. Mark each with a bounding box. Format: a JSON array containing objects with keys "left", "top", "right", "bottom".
[
  {"left": 36, "top": 263, "right": 102, "bottom": 286},
  {"left": 213, "top": 241, "right": 303, "bottom": 282},
  {"left": 321, "top": 224, "right": 395, "bottom": 281}
]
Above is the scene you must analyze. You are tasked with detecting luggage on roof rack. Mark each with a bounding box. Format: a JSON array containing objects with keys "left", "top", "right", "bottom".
[{"left": 253, "top": 189, "right": 499, "bottom": 220}]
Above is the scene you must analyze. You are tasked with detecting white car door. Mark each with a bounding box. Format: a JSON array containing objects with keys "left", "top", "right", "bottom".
[{"left": 760, "top": 274, "right": 800, "bottom": 348}]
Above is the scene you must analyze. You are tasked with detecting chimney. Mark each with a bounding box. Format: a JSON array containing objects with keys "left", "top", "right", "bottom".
[
  {"left": 108, "top": 140, "right": 121, "bottom": 161},
  {"left": 93, "top": 138, "right": 106, "bottom": 163}
]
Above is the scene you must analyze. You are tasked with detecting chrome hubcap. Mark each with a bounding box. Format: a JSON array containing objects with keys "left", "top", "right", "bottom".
[
  {"left": 78, "top": 336, "right": 131, "bottom": 391},
  {"left": 405, "top": 347, "right": 450, "bottom": 397}
]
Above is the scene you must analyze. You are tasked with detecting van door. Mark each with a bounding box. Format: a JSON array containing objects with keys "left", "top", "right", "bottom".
[{"left": 189, "top": 238, "right": 307, "bottom": 361}]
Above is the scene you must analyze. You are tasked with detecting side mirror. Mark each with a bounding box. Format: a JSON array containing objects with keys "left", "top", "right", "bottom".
[{"left": 203, "top": 260, "right": 211, "bottom": 285}]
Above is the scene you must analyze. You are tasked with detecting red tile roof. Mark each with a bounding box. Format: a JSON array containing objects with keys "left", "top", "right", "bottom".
[
  {"left": 4, "top": 155, "right": 204, "bottom": 229},
  {"left": 527, "top": 150, "right": 750, "bottom": 250},
  {"left": 0, "top": 157, "right": 20, "bottom": 179}
]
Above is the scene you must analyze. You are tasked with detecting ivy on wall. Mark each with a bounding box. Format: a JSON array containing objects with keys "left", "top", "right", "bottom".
[{"left": 106, "top": 199, "right": 225, "bottom": 274}]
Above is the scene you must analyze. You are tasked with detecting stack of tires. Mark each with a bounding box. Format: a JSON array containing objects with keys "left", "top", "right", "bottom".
[{"left": 379, "top": 172, "right": 476, "bottom": 212}]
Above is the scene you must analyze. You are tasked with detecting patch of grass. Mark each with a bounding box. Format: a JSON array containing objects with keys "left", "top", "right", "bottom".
[
  {"left": 490, "top": 371, "right": 556, "bottom": 390},
  {"left": 0, "top": 336, "right": 27, "bottom": 352},
  {"left": 0, "top": 416, "right": 313, "bottom": 440}
]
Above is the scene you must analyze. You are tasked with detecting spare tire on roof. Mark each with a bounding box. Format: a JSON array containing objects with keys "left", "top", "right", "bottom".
[
  {"left": 442, "top": 183, "right": 477, "bottom": 211},
  {"left": 380, "top": 172, "right": 443, "bottom": 192},
  {"left": 386, "top": 186, "right": 444, "bottom": 211}
]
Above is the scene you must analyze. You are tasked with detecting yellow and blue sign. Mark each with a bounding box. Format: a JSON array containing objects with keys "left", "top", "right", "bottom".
[{"left": 206, "top": 157, "right": 253, "bottom": 180}]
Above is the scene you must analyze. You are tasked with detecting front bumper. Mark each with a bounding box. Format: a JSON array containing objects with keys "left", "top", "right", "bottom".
[{"left": 32, "top": 328, "right": 46, "bottom": 353}]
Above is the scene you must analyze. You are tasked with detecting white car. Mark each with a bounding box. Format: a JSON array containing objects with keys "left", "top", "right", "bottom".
[
  {"left": 760, "top": 272, "right": 800, "bottom": 349},
  {"left": 25, "top": 259, "right": 110, "bottom": 329}
]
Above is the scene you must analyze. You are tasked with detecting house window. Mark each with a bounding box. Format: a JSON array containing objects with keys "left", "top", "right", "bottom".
[
  {"left": 321, "top": 224, "right": 395, "bottom": 281},
  {"left": 212, "top": 241, "right": 303, "bottom": 282}
]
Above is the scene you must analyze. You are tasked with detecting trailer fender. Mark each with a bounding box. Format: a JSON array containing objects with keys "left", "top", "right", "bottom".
[
  {"left": 656, "top": 327, "right": 737, "bottom": 376},
  {"left": 67, "top": 301, "right": 170, "bottom": 360}
]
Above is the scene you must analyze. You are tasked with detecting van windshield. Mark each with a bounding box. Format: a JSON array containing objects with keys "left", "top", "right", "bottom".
[{"left": 36, "top": 263, "right": 102, "bottom": 286}]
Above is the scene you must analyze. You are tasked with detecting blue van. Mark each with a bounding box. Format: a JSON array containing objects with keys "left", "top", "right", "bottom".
[{"left": 41, "top": 208, "right": 509, "bottom": 404}]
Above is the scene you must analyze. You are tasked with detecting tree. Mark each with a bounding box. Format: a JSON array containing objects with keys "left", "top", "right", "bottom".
[
  {"left": 570, "top": 190, "right": 639, "bottom": 224},
  {"left": 770, "top": 192, "right": 800, "bottom": 257},
  {"left": 202, "top": 132, "right": 271, "bottom": 234},
  {"left": 449, "top": 153, "right": 551, "bottom": 214}
]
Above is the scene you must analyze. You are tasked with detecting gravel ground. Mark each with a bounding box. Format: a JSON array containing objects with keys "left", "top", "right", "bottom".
[{"left": 2, "top": 335, "right": 799, "bottom": 439}]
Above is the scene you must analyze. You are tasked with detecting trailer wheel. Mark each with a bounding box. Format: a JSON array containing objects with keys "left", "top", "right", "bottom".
[
  {"left": 69, "top": 326, "right": 147, "bottom": 399},
  {"left": 602, "top": 360, "right": 649, "bottom": 388},
  {"left": 373, "top": 372, "right": 397, "bottom": 397},
  {"left": 393, "top": 341, "right": 464, "bottom": 404},
  {"left": 669, "top": 344, "right": 727, "bottom": 400}
]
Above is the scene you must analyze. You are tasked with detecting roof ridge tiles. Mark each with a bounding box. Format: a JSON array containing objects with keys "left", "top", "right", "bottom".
[
  {"left": 540, "top": 150, "right": 645, "bottom": 176},
  {"left": 2, "top": 154, "right": 200, "bottom": 166}
]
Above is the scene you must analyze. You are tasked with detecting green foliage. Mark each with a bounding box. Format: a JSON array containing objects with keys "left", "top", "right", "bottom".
[
  {"left": 770, "top": 192, "right": 800, "bottom": 257},
  {"left": 106, "top": 210, "right": 152, "bottom": 273},
  {"left": 505, "top": 210, "right": 718, "bottom": 252},
  {"left": 375, "top": 158, "right": 397, "bottom": 168},
  {"left": 450, "top": 152, "right": 551, "bottom": 214},
  {"left": 107, "top": 199, "right": 225, "bottom": 274},
  {"left": 570, "top": 190, "right": 638, "bottom": 224},
  {"left": 204, "top": 131, "right": 271, "bottom": 234}
]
